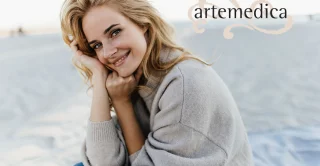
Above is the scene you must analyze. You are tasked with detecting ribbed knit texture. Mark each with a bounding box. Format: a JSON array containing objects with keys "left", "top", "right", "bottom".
[{"left": 86, "top": 120, "right": 118, "bottom": 142}]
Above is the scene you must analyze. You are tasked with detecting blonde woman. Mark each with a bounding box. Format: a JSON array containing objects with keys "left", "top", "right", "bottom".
[{"left": 60, "top": 0, "right": 254, "bottom": 165}]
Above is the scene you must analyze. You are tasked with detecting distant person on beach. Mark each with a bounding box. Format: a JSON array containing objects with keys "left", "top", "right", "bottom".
[
  {"left": 17, "top": 26, "right": 25, "bottom": 36},
  {"left": 60, "top": 0, "right": 254, "bottom": 166}
]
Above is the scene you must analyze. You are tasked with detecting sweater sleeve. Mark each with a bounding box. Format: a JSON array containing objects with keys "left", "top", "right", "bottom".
[
  {"left": 129, "top": 123, "right": 228, "bottom": 165},
  {"left": 80, "top": 114, "right": 132, "bottom": 166},
  {"left": 129, "top": 66, "right": 229, "bottom": 165}
]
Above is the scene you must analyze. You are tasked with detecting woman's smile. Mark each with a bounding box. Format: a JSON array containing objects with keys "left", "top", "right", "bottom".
[{"left": 114, "top": 50, "right": 130, "bottom": 67}]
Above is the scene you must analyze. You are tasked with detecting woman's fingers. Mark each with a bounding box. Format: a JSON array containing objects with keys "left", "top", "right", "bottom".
[
  {"left": 71, "top": 50, "right": 81, "bottom": 64},
  {"left": 70, "top": 40, "right": 91, "bottom": 66},
  {"left": 71, "top": 49, "right": 91, "bottom": 69},
  {"left": 70, "top": 40, "right": 78, "bottom": 52},
  {"left": 71, "top": 55, "right": 80, "bottom": 67},
  {"left": 71, "top": 49, "right": 81, "bottom": 63},
  {"left": 69, "top": 40, "right": 106, "bottom": 75},
  {"left": 74, "top": 50, "right": 93, "bottom": 68},
  {"left": 70, "top": 40, "right": 81, "bottom": 65},
  {"left": 78, "top": 53, "right": 93, "bottom": 68}
]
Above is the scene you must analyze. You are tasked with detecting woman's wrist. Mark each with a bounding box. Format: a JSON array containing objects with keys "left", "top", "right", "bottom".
[
  {"left": 112, "top": 98, "right": 131, "bottom": 107},
  {"left": 92, "top": 71, "right": 107, "bottom": 86}
]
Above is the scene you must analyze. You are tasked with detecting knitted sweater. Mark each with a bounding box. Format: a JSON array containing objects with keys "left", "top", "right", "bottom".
[{"left": 80, "top": 48, "right": 254, "bottom": 166}]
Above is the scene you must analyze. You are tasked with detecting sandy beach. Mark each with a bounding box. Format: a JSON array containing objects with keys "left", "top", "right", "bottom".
[{"left": 1, "top": 19, "right": 319, "bottom": 165}]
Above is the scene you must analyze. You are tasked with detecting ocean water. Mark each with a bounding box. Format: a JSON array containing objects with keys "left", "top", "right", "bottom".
[{"left": 0, "top": 20, "right": 319, "bottom": 165}]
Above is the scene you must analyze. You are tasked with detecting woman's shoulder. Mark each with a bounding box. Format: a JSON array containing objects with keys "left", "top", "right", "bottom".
[
  {"left": 166, "top": 55, "right": 222, "bottom": 88},
  {"left": 160, "top": 48, "right": 215, "bottom": 79},
  {"left": 158, "top": 47, "right": 230, "bottom": 95},
  {"left": 162, "top": 53, "right": 237, "bottom": 104},
  {"left": 157, "top": 53, "right": 241, "bottom": 135}
]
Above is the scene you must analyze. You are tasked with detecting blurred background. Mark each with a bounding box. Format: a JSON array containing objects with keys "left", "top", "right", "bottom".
[{"left": 0, "top": 0, "right": 319, "bottom": 165}]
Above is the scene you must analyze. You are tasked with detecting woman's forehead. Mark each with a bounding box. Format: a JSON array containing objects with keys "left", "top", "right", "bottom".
[
  {"left": 84, "top": 5, "right": 125, "bottom": 24},
  {"left": 82, "top": 6, "right": 127, "bottom": 39}
]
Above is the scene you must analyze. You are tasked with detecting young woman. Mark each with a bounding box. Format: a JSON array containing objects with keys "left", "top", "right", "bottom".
[{"left": 60, "top": 0, "right": 254, "bottom": 165}]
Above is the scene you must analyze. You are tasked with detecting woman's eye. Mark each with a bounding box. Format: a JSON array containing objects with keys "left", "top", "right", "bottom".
[
  {"left": 93, "top": 43, "right": 102, "bottom": 49},
  {"left": 111, "top": 29, "right": 121, "bottom": 38}
]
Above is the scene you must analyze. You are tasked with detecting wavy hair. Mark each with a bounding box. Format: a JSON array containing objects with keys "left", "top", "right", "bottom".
[{"left": 60, "top": 0, "right": 214, "bottom": 109}]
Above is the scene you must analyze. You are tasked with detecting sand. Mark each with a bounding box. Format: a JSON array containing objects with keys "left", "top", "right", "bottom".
[{"left": 1, "top": 20, "right": 319, "bottom": 165}]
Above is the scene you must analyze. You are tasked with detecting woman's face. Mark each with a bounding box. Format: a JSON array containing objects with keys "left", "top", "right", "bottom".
[{"left": 82, "top": 5, "right": 147, "bottom": 77}]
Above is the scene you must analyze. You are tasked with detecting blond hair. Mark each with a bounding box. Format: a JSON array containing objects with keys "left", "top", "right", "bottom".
[{"left": 60, "top": 0, "right": 213, "bottom": 108}]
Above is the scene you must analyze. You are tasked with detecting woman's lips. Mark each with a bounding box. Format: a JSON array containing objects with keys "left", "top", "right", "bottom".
[{"left": 114, "top": 50, "right": 130, "bottom": 67}]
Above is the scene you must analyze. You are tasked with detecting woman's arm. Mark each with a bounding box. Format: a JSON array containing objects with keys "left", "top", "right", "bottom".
[
  {"left": 83, "top": 72, "right": 131, "bottom": 166},
  {"left": 69, "top": 41, "right": 130, "bottom": 166},
  {"left": 104, "top": 66, "right": 145, "bottom": 156},
  {"left": 90, "top": 72, "right": 112, "bottom": 122},
  {"left": 113, "top": 99, "right": 145, "bottom": 155}
]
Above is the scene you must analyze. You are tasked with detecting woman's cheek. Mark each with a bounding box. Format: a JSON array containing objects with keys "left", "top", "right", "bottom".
[
  {"left": 96, "top": 53, "right": 105, "bottom": 64},
  {"left": 112, "top": 38, "right": 122, "bottom": 48}
]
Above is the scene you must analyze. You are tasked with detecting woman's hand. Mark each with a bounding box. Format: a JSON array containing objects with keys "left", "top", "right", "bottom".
[
  {"left": 106, "top": 65, "right": 143, "bottom": 104},
  {"left": 70, "top": 40, "right": 106, "bottom": 76}
]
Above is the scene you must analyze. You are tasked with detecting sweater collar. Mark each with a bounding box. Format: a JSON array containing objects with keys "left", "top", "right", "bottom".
[{"left": 137, "top": 47, "right": 183, "bottom": 99}]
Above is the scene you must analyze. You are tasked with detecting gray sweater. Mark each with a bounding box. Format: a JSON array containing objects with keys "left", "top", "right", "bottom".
[{"left": 80, "top": 48, "right": 255, "bottom": 166}]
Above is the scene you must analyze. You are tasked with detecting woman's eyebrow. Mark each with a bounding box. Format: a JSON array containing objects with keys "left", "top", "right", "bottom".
[{"left": 88, "top": 24, "right": 120, "bottom": 45}]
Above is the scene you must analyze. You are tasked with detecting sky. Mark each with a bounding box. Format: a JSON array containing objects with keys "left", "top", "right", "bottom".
[{"left": 0, "top": 0, "right": 319, "bottom": 30}]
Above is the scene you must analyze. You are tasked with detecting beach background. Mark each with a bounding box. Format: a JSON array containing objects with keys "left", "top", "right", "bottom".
[{"left": 1, "top": 0, "right": 320, "bottom": 166}]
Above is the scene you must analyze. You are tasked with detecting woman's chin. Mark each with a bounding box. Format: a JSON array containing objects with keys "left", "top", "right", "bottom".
[
  {"left": 117, "top": 66, "right": 139, "bottom": 77},
  {"left": 118, "top": 71, "right": 133, "bottom": 77}
]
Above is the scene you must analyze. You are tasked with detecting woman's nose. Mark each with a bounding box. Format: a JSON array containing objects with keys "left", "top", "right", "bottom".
[{"left": 102, "top": 43, "right": 117, "bottom": 59}]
